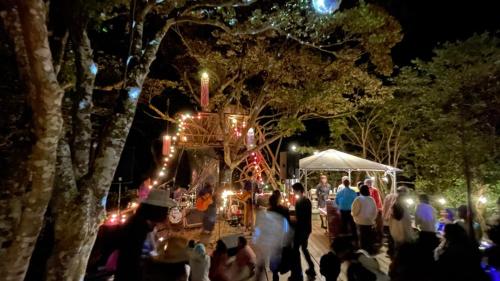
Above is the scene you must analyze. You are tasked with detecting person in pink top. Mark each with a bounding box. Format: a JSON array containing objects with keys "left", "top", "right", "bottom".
[{"left": 365, "top": 178, "right": 383, "bottom": 242}]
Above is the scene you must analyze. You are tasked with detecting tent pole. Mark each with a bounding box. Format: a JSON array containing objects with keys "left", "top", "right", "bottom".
[
  {"left": 348, "top": 170, "right": 352, "bottom": 185},
  {"left": 305, "top": 170, "right": 308, "bottom": 191},
  {"left": 392, "top": 171, "right": 397, "bottom": 193}
]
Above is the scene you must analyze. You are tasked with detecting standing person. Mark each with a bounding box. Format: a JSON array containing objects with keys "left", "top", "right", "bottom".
[
  {"left": 351, "top": 185, "right": 378, "bottom": 253},
  {"left": 242, "top": 181, "right": 255, "bottom": 232},
  {"left": 336, "top": 175, "right": 349, "bottom": 193},
  {"left": 389, "top": 187, "right": 415, "bottom": 252},
  {"left": 365, "top": 178, "right": 383, "bottom": 242},
  {"left": 115, "top": 189, "right": 175, "bottom": 281},
  {"left": 189, "top": 243, "right": 211, "bottom": 281},
  {"left": 266, "top": 190, "right": 292, "bottom": 281},
  {"left": 290, "top": 182, "right": 316, "bottom": 280},
  {"left": 382, "top": 189, "right": 399, "bottom": 257},
  {"left": 196, "top": 183, "right": 215, "bottom": 234},
  {"left": 454, "top": 205, "right": 483, "bottom": 243},
  {"left": 254, "top": 191, "right": 291, "bottom": 281},
  {"left": 335, "top": 178, "right": 358, "bottom": 239},
  {"left": 316, "top": 174, "right": 332, "bottom": 228},
  {"left": 415, "top": 194, "right": 439, "bottom": 251}
]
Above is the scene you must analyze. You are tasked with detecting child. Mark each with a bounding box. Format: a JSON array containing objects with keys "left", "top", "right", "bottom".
[{"left": 189, "top": 243, "right": 210, "bottom": 281}]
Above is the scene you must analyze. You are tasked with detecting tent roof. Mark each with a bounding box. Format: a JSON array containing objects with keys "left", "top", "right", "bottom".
[{"left": 299, "top": 149, "right": 401, "bottom": 172}]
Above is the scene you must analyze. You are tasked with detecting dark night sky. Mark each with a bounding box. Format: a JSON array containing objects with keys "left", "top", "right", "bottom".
[{"left": 113, "top": 0, "right": 500, "bottom": 189}]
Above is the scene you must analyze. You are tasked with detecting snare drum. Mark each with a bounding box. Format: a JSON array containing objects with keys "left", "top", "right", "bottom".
[{"left": 168, "top": 207, "right": 183, "bottom": 225}]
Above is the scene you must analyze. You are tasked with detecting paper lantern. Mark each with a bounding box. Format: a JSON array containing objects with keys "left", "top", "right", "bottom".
[
  {"left": 162, "top": 135, "right": 171, "bottom": 156},
  {"left": 200, "top": 72, "right": 209, "bottom": 109},
  {"left": 246, "top": 128, "right": 255, "bottom": 149}
]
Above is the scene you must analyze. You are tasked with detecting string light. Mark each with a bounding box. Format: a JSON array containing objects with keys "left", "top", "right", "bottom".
[{"left": 438, "top": 198, "right": 446, "bottom": 205}]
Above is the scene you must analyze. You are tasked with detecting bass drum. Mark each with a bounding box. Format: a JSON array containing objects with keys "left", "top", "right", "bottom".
[{"left": 168, "top": 207, "right": 183, "bottom": 225}]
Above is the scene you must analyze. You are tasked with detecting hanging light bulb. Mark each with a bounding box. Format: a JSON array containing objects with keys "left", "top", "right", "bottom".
[{"left": 201, "top": 72, "right": 209, "bottom": 109}]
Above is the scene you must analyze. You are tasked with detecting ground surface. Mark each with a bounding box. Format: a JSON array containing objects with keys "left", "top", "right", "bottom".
[{"left": 162, "top": 214, "right": 391, "bottom": 281}]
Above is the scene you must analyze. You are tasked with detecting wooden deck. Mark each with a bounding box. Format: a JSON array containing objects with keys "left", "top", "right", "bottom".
[
  {"left": 164, "top": 213, "right": 390, "bottom": 281},
  {"left": 264, "top": 214, "right": 390, "bottom": 281}
]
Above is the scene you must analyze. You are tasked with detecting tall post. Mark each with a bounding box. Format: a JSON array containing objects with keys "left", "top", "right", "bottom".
[
  {"left": 117, "top": 177, "right": 122, "bottom": 215},
  {"left": 305, "top": 170, "right": 308, "bottom": 191},
  {"left": 348, "top": 170, "right": 352, "bottom": 184}
]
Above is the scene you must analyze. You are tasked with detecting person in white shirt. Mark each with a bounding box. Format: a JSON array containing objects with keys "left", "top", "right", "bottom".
[
  {"left": 415, "top": 194, "right": 440, "bottom": 252},
  {"left": 336, "top": 176, "right": 349, "bottom": 193},
  {"left": 351, "top": 185, "right": 378, "bottom": 252}
]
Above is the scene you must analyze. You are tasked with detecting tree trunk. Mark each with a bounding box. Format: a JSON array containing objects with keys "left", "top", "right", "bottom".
[
  {"left": 45, "top": 191, "right": 101, "bottom": 281},
  {"left": 0, "top": 0, "right": 64, "bottom": 280},
  {"left": 43, "top": 12, "right": 173, "bottom": 281}
]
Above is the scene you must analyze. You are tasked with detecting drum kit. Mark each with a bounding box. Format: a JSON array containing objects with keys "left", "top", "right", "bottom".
[{"left": 167, "top": 192, "right": 196, "bottom": 225}]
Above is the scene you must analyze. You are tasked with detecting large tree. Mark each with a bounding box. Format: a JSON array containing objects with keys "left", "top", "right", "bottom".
[
  {"left": 0, "top": 0, "right": 400, "bottom": 280},
  {"left": 395, "top": 33, "right": 500, "bottom": 201},
  {"left": 149, "top": 3, "right": 401, "bottom": 184}
]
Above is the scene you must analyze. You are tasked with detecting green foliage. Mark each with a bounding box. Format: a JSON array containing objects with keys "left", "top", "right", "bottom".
[
  {"left": 393, "top": 33, "right": 500, "bottom": 199},
  {"left": 396, "top": 33, "right": 500, "bottom": 184},
  {"left": 246, "top": 3, "right": 402, "bottom": 75}
]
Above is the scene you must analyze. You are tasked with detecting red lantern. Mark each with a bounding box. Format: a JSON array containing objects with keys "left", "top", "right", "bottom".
[
  {"left": 200, "top": 72, "right": 209, "bottom": 110},
  {"left": 162, "top": 135, "right": 171, "bottom": 156}
]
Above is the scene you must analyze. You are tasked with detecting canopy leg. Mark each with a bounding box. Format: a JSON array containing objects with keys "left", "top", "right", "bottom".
[{"left": 392, "top": 171, "right": 397, "bottom": 193}]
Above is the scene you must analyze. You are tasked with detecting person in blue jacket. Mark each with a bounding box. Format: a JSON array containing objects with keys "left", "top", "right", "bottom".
[{"left": 335, "top": 178, "right": 358, "bottom": 239}]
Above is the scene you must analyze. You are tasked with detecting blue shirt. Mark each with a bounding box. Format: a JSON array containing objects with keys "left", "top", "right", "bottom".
[{"left": 335, "top": 187, "right": 357, "bottom": 211}]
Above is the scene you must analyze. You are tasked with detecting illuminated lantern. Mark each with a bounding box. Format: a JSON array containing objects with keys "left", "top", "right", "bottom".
[
  {"left": 200, "top": 72, "right": 209, "bottom": 110},
  {"left": 246, "top": 128, "right": 255, "bottom": 149},
  {"left": 162, "top": 135, "right": 171, "bottom": 156}
]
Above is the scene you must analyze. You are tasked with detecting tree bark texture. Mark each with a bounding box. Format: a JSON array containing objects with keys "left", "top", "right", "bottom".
[
  {"left": 43, "top": 6, "right": 172, "bottom": 281},
  {"left": 0, "top": 0, "right": 64, "bottom": 280}
]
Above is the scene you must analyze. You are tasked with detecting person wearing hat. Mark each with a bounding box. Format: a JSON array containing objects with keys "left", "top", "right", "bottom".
[{"left": 115, "top": 189, "right": 176, "bottom": 281}]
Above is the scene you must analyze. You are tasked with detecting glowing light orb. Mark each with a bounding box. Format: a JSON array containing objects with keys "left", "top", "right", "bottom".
[
  {"left": 479, "top": 196, "right": 487, "bottom": 204},
  {"left": 89, "top": 62, "right": 98, "bottom": 75},
  {"left": 128, "top": 87, "right": 141, "bottom": 100},
  {"left": 438, "top": 198, "right": 446, "bottom": 205},
  {"left": 405, "top": 198, "right": 414, "bottom": 206},
  {"left": 312, "top": 0, "right": 341, "bottom": 14}
]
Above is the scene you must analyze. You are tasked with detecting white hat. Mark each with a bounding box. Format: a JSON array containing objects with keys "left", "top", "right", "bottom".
[
  {"left": 341, "top": 176, "right": 349, "bottom": 181},
  {"left": 142, "top": 189, "right": 177, "bottom": 208}
]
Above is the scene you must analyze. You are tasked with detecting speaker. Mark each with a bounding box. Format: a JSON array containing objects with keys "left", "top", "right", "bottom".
[
  {"left": 279, "top": 152, "right": 287, "bottom": 180},
  {"left": 183, "top": 207, "right": 204, "bottom": 228},
  {"left": 287, "top": 152, "right": 299, "bottom": 179}
]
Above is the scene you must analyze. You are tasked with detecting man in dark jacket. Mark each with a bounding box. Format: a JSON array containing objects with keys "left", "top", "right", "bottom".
[{"left": 290, "top": 182, "right": 315, "bottom": 280}]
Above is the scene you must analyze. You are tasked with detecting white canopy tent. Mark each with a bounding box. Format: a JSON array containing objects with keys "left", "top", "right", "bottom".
[{"left": 299, "top": 149, "right": 402, "bottom": 193}]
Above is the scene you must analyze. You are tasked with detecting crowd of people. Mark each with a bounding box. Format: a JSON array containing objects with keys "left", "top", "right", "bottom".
[{"left": 106, "top": 176, "right": 500, "bottom": 281}]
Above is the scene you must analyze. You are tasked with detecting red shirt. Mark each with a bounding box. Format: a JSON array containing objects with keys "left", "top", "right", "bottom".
[{"left": 369, "top": 187, "right": 383, "bottom": 210}]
